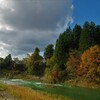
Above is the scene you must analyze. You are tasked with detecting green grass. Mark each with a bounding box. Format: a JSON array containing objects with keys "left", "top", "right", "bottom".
[{"left": 23, "top": 81, "right": 100, "bottom": 100}]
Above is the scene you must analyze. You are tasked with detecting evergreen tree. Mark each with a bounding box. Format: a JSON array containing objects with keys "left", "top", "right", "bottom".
[
  {"left": 44, "top": 44, "right": 54, "bottom": 60},
  {"left": 54, "top": 27, "right": 73, "bottom": 69},
  {"left": 95, "top": 25, "right": 100, "bottom": 45},
  {"left": 12, "top": 57, "right": 25, "bottom": 71},
  {"left": 79, "top": 21, "right": 96, "bottom": 53},
  {"left": 26, "top": 47, "right": 44, "bottom": 76},
  {"left": 73, "top": 24, "right": 82, "bottom": 49},
  {"left": 0, "top": 57, "right": 4, "bottom": 70},
  {"left": 4, "top": 54, "right": 12, "bottom": 69}
]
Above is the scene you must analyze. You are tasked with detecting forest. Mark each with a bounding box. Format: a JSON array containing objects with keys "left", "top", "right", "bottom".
[{"left": 0, "top": 21, "right": 100, "bottom": 86}]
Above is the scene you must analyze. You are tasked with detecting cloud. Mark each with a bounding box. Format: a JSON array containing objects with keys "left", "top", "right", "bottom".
[{"left": 0, "top": 0, "right": 73, "bottom": 58}]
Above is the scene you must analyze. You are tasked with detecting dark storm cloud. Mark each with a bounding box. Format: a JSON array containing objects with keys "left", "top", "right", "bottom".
[
  {"left": 0, "top": 0, "right": 73, "bottom": 58},
  {"left": 2, "top": 0, "right": 72, "bottom": 30}
]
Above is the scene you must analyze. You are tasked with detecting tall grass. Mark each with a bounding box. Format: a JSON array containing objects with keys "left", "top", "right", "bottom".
[{"left": 6, "top": 85, "right": 71, "bottom": 100}]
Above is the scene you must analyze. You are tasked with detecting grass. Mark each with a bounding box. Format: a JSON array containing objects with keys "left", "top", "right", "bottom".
[
  {"left": 0, "top": 83, "right": 72, "bottom": 100},
  {"left": 0, "top": 83, "right": 7, "bottom": 91}
]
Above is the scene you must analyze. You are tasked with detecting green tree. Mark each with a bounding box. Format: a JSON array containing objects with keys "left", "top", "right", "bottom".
[
  {"left": 12, "top": 57, "right": 25, "bottom": 71},
  {"left": 44, "top": 44, "right": 54, "bottom": 60},
  {"left": 79, "top": 21, "right": 96, "bottom": 53},
  {"left": 73, "top": 24, "right": 82, "bottom": 49},
  {"left": 0, "top": 57, "right": 4, "bottom": 70},
  {"left": 54, "top": 27, "right": 73, "bottom": 69},
  {"left": 4, "top": 54, "right": 12, "bottom": 69},
  {"left": 26, "top": 47, "right": 44, "bottom": 76},
  {"left": 95, "top": 25, "right": 100, "bottom": 45}
]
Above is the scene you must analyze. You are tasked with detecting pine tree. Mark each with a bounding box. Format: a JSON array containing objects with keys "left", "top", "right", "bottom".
[
  {"left": 44, "top": 44, "right": 54, "bottom": 60},
  {"left": 79, "top": 21, "right": 96, "bottom": 53},
  {"left": 4, "top": 54, "right": 12, "bottom": 69},
  {"left": 54, "top": 27, "right": 73, "bottom": 69},
  {"left": 73, "top": 24, "right": 82, "bottom": 49},
  {"left": 95, "top": 25, "right": 100, "bottom": 45}
]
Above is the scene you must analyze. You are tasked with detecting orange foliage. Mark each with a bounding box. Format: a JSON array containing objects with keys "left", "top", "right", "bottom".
[
  {"left": 79, "top": 45, "right": 100, "bottom": 82},
  {"left": 66, "top": 52, "right": 81, "bottom": 77}
]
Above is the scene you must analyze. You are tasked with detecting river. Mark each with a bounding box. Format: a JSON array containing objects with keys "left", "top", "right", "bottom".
[{"left": 0, "top": 79, "right": 100, "bottom": 100}]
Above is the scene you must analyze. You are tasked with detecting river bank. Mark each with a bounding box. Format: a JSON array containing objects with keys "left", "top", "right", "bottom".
[
  {"left": 0, "top": 71, "right": 100, "bottom": 90},
  {"left": 65, "top": 78, "right": 100, "bottom": 89},
  {"left": 0, "top": 83, "right": 71, "bottom": 100},
  {"left": 0, "top": 79, "right": 100, "bottom": 100}
]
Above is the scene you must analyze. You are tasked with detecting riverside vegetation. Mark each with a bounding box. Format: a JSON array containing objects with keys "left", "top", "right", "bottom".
[
  {"left": 0, "top": 83, "right": 71, "bottom": 100},
  {"left": 0, "top": 21, "right": 100, "bottom": 99}
]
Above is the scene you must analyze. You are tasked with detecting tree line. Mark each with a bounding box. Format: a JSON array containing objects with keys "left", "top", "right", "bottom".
[{"left": 0, "top": 21, "right": 100, "bottom": 83}]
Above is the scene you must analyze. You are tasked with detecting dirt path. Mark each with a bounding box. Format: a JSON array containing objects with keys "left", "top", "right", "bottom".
[{"left": 0, "top": 91, "right": 16, "bottom": 100}]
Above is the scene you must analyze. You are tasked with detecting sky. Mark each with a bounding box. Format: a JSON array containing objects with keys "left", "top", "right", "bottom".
[
  {"left": 72, "top": 0, "right": 100, "bottom": 27},
  {"left": 0, "top": 0, "right": 99, "bottom": 59}
]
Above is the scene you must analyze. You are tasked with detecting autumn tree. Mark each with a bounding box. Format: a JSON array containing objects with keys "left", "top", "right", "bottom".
[
  {"left": 66, "top": 50, "right": 81, "bottom": 78},
  {"left": 79, "top": 45, "right": 100, "bottom": 83}
]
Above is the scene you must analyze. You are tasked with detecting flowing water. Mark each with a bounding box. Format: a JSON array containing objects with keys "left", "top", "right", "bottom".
[{"left": 0, "top": 79, "right": 100, "bottom": 100}]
